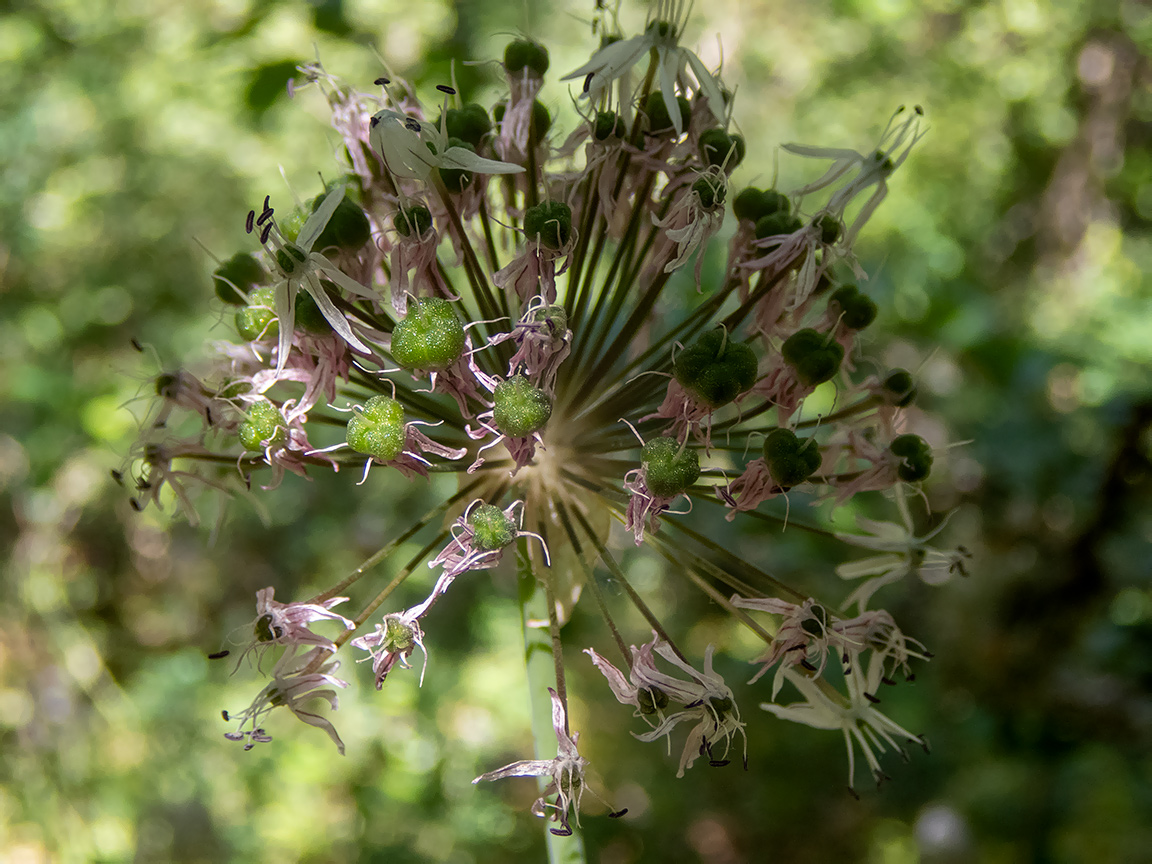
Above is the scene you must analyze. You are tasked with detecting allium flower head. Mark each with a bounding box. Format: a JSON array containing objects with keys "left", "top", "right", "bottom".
[{"left": 124, "top": 7, "right": 957, "bottom": 837}]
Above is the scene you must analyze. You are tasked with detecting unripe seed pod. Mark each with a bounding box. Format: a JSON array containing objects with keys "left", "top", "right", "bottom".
[
  {"left": 312, "top": 192, "right": 371, "bottom": 252},
  {"left": 637, "top": 686, "right": 670, "bottom": 715},
  {"left": 593, "top": 110, "right": 626, "bottom": 141},
  {"left": 673, "top": 329, "right": 758, "bottom": 409},
  {"left": 390, "top": 298, "right": 466, "bottom": 372},
  {"left": 493, "top": 375, "right": 552, "bottom": 437},
  {"left": 239, "top": 399, "right": 287, "bottom": 451},
  {"left": 762, "top": 427, "right": 821, "bottom": 488},
  {"left": 692, "top": 175, "right": 727, "bottom": 210},
  {"left": 235, "top": 286, "right": 279, "bottom": 342},
  {"left": 889, "top": 434, "right": 933, "bottom": 482},
  {"left": 754, "top": 211, "right": 803, "bottom": 241},
  {"left": 641, "top": 437, "right": 700, "bottom": 498},
  {"left": 781, "top": 328, "right": 844, "bottom": 387},
  {"left": 698, "top": 128, "right": 745, "bottom": 169},
  {"left": 438, "top": 103, "right": 492, "bottom": 149},
  {"left": 643, "top": 91, "right": 690, "bottom": 134},
  {"left": 504, "top": 39, "right": 549, "bottom": 76},
  {"left": 469, "top": 503, "right": 516, "bottom": 551},
  {"left": 393, "top": 205, "right": 433, "bottom": 238},
  {"left": 881, "top": 369, "right": 917, "bottom": 407},
  {"left": 275, "top": 243, "right": 309, "bottom": 276},
  {"left": 816, "top": 212, "right": 842, "bottom": 245},
  {"left": 492, "top": 100, "right": 553, "bottom": 138},
  {"left": 828, "top": 284, "right": 878, "bottom": 330},
  {"left": 346, "top": 395, "right": 406, "bottom": 462},
  {"left": 213, "top": 252, "right": 267, "bottom": 304},
  {"left": 295, "top": 289, "right": 333, "bottom": 334},
  {"left": 734, "top": 188, "right": 790, "bottom": 223},
  {"left": 437, "top": 137, "right": 476, "bottom": 193},
  {"left": 524, "top": 201, "right": 573, "bottom": 249}
]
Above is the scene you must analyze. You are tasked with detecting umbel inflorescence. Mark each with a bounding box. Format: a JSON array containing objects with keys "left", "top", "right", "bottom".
[{"left": 122, "top": 0, "right": 970, "bottom": 838}]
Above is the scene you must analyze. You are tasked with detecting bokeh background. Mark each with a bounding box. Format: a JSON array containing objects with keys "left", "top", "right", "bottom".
[{"left": 3, "top": 0, "right": 1151, "bottom": 861}]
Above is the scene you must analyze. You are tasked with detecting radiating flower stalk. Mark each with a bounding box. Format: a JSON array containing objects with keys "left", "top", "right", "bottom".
[{"left": 122, "top": 1, "right": 966, "bottom": 853}]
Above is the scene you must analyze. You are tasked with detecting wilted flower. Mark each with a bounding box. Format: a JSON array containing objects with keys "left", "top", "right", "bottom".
[
  {"left": 223, "top": 647, "right": 349, "bottom": 754},
  {"left": 763, "top": 653, "right": 928, "bottom": 793},
  {"left": 473, "top": 688, "right": 625, "bottom": 836}
]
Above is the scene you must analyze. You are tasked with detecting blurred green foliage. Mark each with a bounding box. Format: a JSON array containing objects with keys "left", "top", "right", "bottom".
[{"left": 2, "top": 0, "right": 1151, "bottom": 862}]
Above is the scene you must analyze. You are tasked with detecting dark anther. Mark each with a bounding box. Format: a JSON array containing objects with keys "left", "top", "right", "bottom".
[
  {"left": 205, "top": 406, "right": 214, "bottom": 426},
  {"left": 263, "top": 195, "right": 271, "bottom": 211},
  {"left": 609, "top": 808, "right": 628, "bottom": 819},
  {"left": 709, "top": 759, "right": 731, "bottom": 768},
  {"left": 259, "top": 223, "right": 273, "bottom": 244},
  {"left": 864, "top": 692, "right": 881, "bottom": 704},
  {"left": 374, "top": 76, "right": 390, "bottom": 86},
  {"left": 905, "top": 672, "right": 916, "bottom": 682},
  {"left": 881, "top": 676, "right": 896, "bottom": 686},
  {"left": 131, "top": 338, "right": 144, "bottom": 352},
  {"left": 404, "top": 118, "right": 422, "bottom": 132},
  {"left": 129, "top": 498, "right": 142, "bottom": 511},
  {"left": 847, "top": 786, "right": 860, "bottom": 801},
  {"left": 842, "top": 652, "right": 850, "bottom": 664},
  {"left": 436, "top": 84, "right": 456, "bottom": 95},
  {"left": 923, "top": 650, "right": 935, "bottom": 659},
  {"left": 914, "top": 104, "right": 924, "bottom": 115},
  {"left": 370, "top": 115, "right": 379, "bottom": 128},
  {"left": 800, "top": 658, "right": 817, "bottom": 672},
  {"left": 550, "top": 827, "right": 573, "bottom": 837},
  {"left": 257, "top": 208, "right": 274, "bottom": 226},
  {"left": 246, "top": 210, "right": 256, "bottom": 233},
  {"left": 221, "top": 710, "right": 230, "bottom": 721},
  {"left": 208, "top": 650, "right": 230, "bottom": 660},
  {"left": 583, "top": 72, "right": 594, "bottom": 93},
  {"left": 919, "top": 735, "right": 931, "bottom": 754},
  {"left": 110, "top": 469, "right": 123, "bottom": 485},
  {"left": 743, "top": 753, "right": 749, "bottom": 770}
]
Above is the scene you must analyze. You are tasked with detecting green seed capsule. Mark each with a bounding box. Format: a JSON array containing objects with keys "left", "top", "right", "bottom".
[
  {"left": 641, "top": 437, "right": 700, "bottom": 498},
  {"left": 274, "top": 243, "right": 309, "bottom": 276},
  {"left": 800, "top": 603, "right": 828, "bottom": 637},
  {"left": 393, "top": 205, "right": 433, "bottom": 238},
  {"left": 593, "top": 110, "right": 626, "bottom": 141},
  {"left": 239, "top": 399, "right": 287, "bottom": 451},
  {"left": 781, "top": 329, "right": 844, "bottom": 387},
  {"left": 438, "top": 103, "right": 492, "bottom": 149},
  {"left": 523, "top": 201, "right": 573, "bottom": 249},
  {"left": 504, "top": 39, "right": 550, "bottom": 76},
  {"left": 311, "top": 193, "right": 371, "bottom": 252},
  {"left": 816, "top": 213, "right": 842, "bottom": 245},
  {"left": 754, "top": 211, "right": 803, "bottom": 242},
  {"left": 888, "top": 434, "right": 933, "bottom": 482},
  {"left": 673, "top": 329, "right": 759, "bottom": 409},
  {"left": 469, "top": 503, "right": 517, "bottom": 551},
  {"left": 734, "top": 188, "right": 790, "bottom": 223},
  {"left": 437, "top": 137, "right": 476, "bottom": 193},
  {"left": 881, "top": 369, "right": 916, "bottom": 407},
  {"left": 213, "top": 252, "right": 267, "bottom": 304},
  {"left": 643, "top": 91, "right": 691, "bottom": 134},
  {"left": 346, "top": 395, "right": 407, "bottom": 462},
  {"left": 637, "top": 686, "right": 669, "bottom": 715},
  {"left": 295, "top": 289, "right": 333, "bottom": 334},
  {"left": 762, "top": 428, "right": 821, "bottom": 488},
  {"left": 698, "top": 128, "right": 745, "bottom": 169},
  {"left": 829, "top": 284, "right": 878, "bottom": 331},
  {"left": 492, "top": 100, "right": 552, "bottom": 139},
  {"left": 692, "top": 175, "right": 727, "bottom": 210},
  {"left": 493, "top": 375, "right": 552, "bottom": 438},
  {"left": 235, "top": 286, "right": 279, "bottom": 342},
  {"left": 390, "top": 298, "right": 466, "bottom": 372}
]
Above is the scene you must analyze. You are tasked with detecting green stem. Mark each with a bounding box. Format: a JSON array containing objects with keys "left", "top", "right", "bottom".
[{"left": 517, "top": 543, "right": 587, "bottom": 864}]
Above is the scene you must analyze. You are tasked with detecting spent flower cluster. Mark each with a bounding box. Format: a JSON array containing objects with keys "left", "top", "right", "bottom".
[{"left": 122, "top": 0, "right": 966, "bottom": 838}]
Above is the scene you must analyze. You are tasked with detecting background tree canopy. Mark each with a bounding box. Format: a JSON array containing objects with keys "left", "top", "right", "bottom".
[{"left": 2, "top": 0, "right": 1150, "bottom": 861}]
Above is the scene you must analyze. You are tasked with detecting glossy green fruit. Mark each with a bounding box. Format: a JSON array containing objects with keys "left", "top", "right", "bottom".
[
  {"left": 781, "top": 329, "right": 844, "bottom": 387},
  {"left": 493, "top": 376, "right": 552, "bottom": 437},
  {"left": 469, "top": 503, "right": 516, "bottom": 551},
  {"left": 641, "top": 437, "right": 700, "bottom": 498},
  {"left": 391, "top": 298, "right": 466, "bottom": 372},
  {"left": 346, "top": 396, "right": 406, "bottom": 462},
  {"left": 762, "top": 427, "right": 821, "bottom": 488},
  {"left": 673, "top": 330, "right": 758, "bottom": 409}
]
